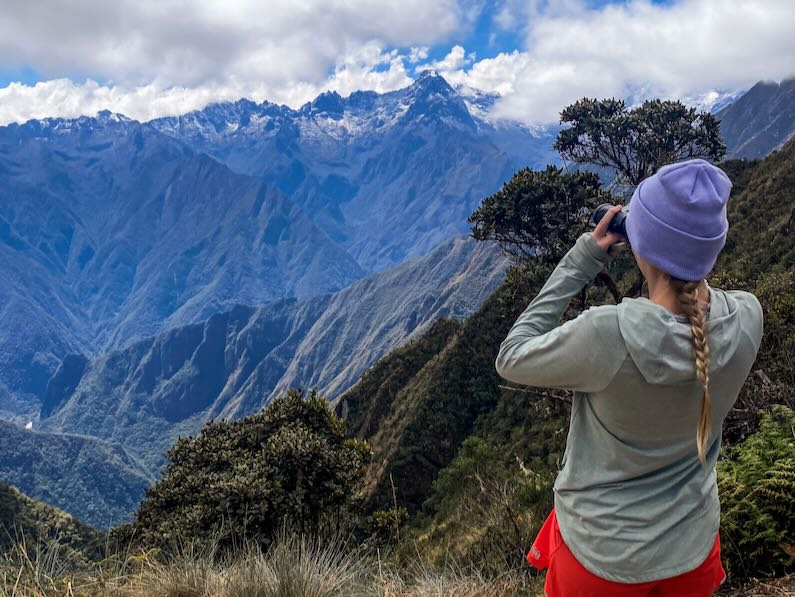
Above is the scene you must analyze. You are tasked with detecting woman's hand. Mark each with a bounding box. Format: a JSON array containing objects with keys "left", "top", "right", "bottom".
[{"left": 592, "top": 204, "right": 626, "bottom": 255}]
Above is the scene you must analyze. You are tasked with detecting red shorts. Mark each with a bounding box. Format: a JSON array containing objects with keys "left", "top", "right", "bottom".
[{"left": 527, "top": 509, "right": 727, "bottom": 597}]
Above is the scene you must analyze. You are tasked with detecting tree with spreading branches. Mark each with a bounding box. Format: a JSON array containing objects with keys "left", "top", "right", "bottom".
[{"left": 554, "top": 98, "right": 726, "bottom": 192}]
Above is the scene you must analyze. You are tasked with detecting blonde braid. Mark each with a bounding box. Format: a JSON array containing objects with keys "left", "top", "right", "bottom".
[{"left": 670, "top": 278, "right": 712, "bottom": 466}]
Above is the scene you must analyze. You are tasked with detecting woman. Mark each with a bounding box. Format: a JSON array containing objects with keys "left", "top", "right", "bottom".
[{"left": 495, "top": 158, "right": 763, "bottom": 596}]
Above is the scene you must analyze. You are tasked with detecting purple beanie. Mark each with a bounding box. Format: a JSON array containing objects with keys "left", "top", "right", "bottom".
[{"left": 625, "top": 158, "right": 732, "bottom": 282}]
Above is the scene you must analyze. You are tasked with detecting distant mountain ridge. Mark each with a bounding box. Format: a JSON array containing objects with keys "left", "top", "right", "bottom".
[
  {"left": 39, "top": 234, "right": 510, "bottom": 473},
  {"left": 148, "top": 71, "right": 559, "bottom": 272}
]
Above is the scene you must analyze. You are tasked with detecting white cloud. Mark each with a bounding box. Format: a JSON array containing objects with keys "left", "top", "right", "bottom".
[
  {"left": 416, "top": 45, "right": 471, "bottom": 73},
  {"left": 0, "top": 0, "right": 792, "bottom": 125},
  {"left": 0, "top": 0, "right": 466, "bottom": 87},
  {"left": 0, "top": 44, "right": 415, "bottom": 124},
  {"left": 493, "top": 0, "right": 528, "bottom": 30},
  {"left": 443, "top": 50, "right": 530, "bottom": 96},
  {"left": 450, "top": 0, "right": 795, "bottom": 123},
  {"left": 0, "top": 0, "right": 469, "bottom": 123},
  {"left": 408, "top": 47, "right": 430, "bottom": 64},
  {"left": 322, "top": 44, "right": 414, "bottom": 99}
]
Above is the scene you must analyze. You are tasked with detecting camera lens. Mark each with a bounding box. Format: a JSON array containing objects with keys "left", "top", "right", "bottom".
[{"left": 593, "top": 203, "right": 627, "bottom": 237}]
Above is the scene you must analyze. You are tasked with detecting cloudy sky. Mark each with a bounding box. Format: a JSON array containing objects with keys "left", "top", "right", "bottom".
[{"left": 0, "top": 0, "right": 792, "bottom": 125}]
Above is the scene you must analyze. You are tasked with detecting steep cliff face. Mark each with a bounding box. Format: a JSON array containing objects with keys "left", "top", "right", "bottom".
[
  {"left": 0, "top": 74, "right": 556, "bottom": 420},
  {"left": 716, "top": 77, "right": 795, "bottom": 158},
  {"left": 40, "top": 235, "right": 510, "bottom": 473}
]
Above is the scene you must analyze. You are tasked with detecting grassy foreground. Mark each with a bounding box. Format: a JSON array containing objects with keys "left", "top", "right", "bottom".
[
  {"left": 0, "top": 530, "right": 543, "bottom": 597},
  {"left": 1, "top": 532, "right": 792, "bottom": 597}
]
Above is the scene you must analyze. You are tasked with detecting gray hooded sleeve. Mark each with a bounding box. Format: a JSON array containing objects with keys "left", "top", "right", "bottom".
[{"left": 495, "top": 233, "right": 626, "bottom": 392}]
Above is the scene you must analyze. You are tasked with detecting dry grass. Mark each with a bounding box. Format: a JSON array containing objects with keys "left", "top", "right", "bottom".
[
  {"left": 0, "top": 532, "right": 542, "bottom": 597},
  {"left": 0, "top": 533, "right": 789, "bottom": 597},
  {"left": 377, "top": 571, "right": 540, "bottom": 596},
  {"left": 717, "top": 575, "right": 795, "bottom": 596}
]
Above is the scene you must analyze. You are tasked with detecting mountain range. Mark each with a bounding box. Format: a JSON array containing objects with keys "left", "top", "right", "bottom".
[
  {"left": 149, "top": 72, "right": 558, "bottom": 272},
  {"left": 0, "top": 73, "right": 554, "bottom": 421},
  {"left": 0, "top": 115, "right": 364, "bottom": 419}
]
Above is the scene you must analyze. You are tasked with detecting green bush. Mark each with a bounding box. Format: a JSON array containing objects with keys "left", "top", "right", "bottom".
[
  {"left": 468, "top": 165, "right": 610, "bottom": 263},
  {"left": 366, "top": 507, "right": 408, "bottom": 546},
  {"left": 117, "top": 388, "right": 371, "bottom": 551},
  {"left": 718, "top": 405, "right": 795, "bottom": 577},
  {"left": 753, "top": 271, "right": 795, "bottom": 385}
]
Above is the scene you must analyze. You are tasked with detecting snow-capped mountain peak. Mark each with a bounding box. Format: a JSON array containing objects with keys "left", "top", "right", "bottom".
[
  {"left": 682, "top": 88, "right": 747, "bottom": 114},
  {"left": 5, "top": 109, "right": 138, "bottom": 141}
]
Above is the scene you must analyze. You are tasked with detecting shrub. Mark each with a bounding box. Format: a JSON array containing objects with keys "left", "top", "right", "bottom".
[
  {"left": 0, "top": 483, "right": 102, "bottom": 566},
  {"left": 366, "top": 507, "right": 408, "bottom": 546},
  {"left": 117, "top": 388, "right": 371, "bottom": 551},
  {"left": 718, "top": 405, "right": 795, "bottom": 577},
  {"left": 754, "top": 270, "right": 795, "bottom": 385},
  {"left": 406, "top": 436, "right": 555, "bottom": 577},
  {"left": 468, "top": 165, "right": 611, "bottom": 264}
]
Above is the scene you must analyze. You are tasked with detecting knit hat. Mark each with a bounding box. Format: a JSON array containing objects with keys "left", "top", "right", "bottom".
[{"left": 625, "top": 158, "right": 732, "bottom": 281}]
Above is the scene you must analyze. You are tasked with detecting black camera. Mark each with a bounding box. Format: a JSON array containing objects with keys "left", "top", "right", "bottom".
[{"left": 592, "top": 203, "right": 628, "bottom": 237}]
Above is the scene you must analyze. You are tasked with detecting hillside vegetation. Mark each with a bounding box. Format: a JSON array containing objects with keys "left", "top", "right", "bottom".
[
  {"left": 0, "top": 482, "right": 101, "bottom": 566},
  {"left": 0, "top": 421, "right": 152, "bottom": 528}
]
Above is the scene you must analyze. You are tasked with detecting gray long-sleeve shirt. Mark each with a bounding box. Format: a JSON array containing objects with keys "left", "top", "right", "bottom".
[{"left": 495, "top": 233, "right": 763, "bottom": 583}]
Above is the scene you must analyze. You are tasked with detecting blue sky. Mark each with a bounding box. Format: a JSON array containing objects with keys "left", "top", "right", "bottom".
[
  {"left": 0, "top": 67, "right": 39, "bottom": 88},
  {"left": 363, "top": 0, "right": 677, "bottom": 80},
  {"left": 424, "top": 3, "right": 523, "bottom": 66},
  {"left": 0, "top": 0, "right": 791, "bottom": 125}
]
